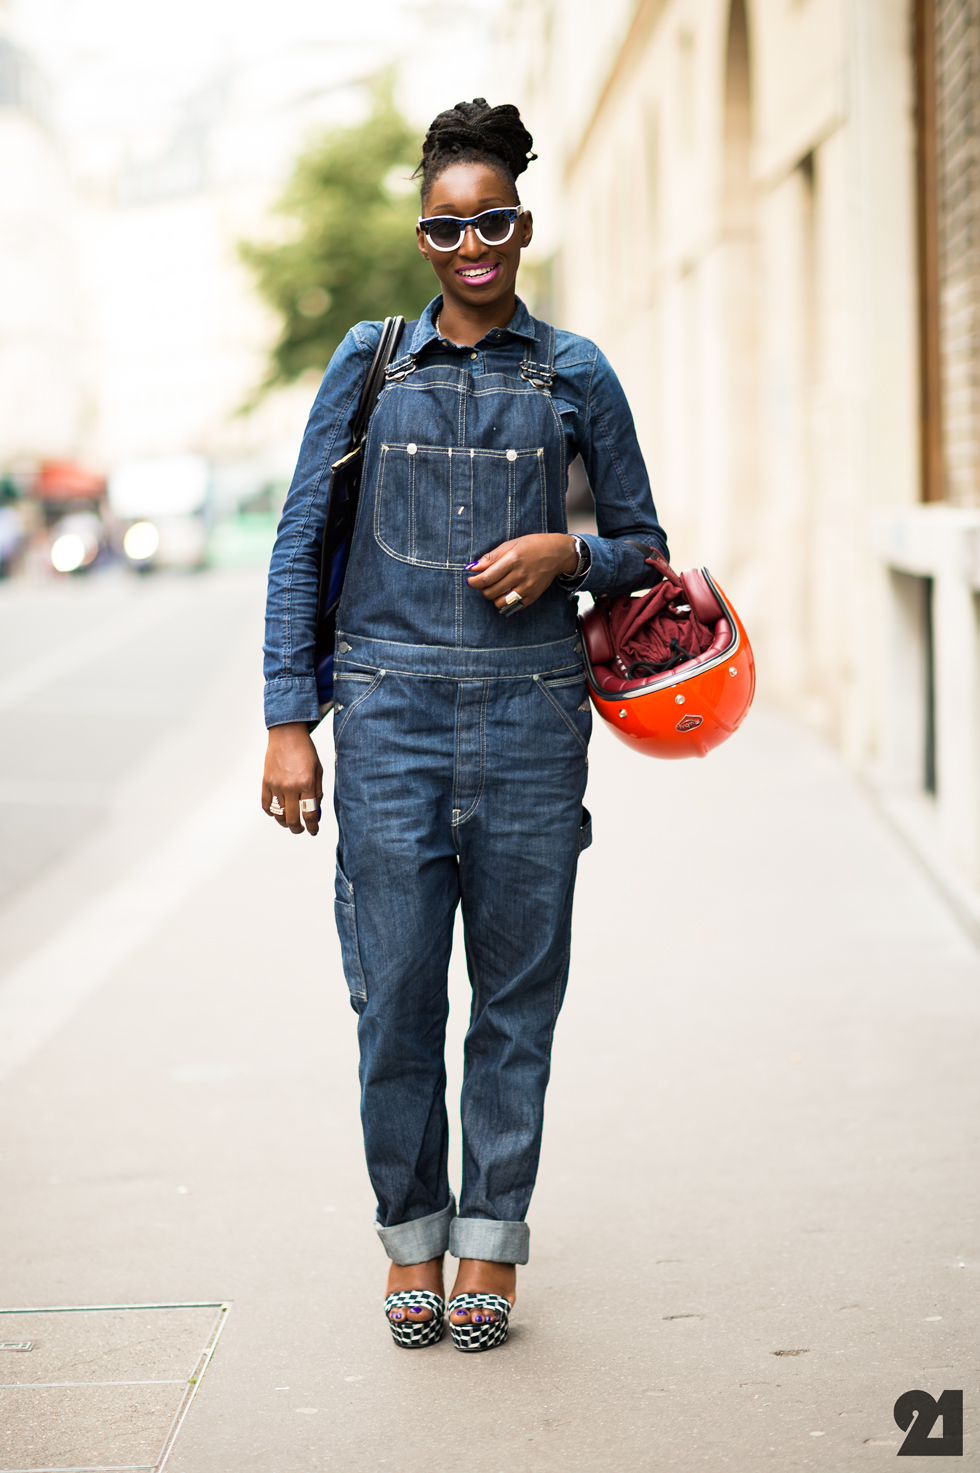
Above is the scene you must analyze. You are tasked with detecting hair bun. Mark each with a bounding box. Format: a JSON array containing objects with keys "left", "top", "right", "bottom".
[{"left": 420, "top": 98, "right": 536, "bottom": 184}]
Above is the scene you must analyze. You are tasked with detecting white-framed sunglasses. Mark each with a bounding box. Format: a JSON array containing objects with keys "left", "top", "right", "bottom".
[{"left": 417, "top": 207, "right": 521, "bottom": 252}]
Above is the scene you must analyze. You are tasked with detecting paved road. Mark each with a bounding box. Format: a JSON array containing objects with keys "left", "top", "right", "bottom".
[{"left": 0, "top": 569, "right": 977, "bottom": 1471}]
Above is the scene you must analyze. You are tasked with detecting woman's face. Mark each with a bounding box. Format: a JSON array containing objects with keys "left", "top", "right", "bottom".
[{"left": 417, "top": 160, "right": 533, "bottom": 317}]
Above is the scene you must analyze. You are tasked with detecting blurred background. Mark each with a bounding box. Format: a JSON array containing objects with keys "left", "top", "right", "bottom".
[
  {"left": 1, "top": 0, "right": 979, "bottom": 922},
  {"left": 0, "top": 0, "right": 495, "bottom": 575}
]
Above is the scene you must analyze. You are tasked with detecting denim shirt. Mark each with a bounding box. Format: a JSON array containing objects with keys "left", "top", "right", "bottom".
[{"left": 264, "top": 295, "right": 668, "bottom": 727}]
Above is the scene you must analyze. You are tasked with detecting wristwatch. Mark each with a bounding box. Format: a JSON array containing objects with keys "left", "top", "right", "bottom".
[{"left": 558, "top": 534, "right": 591, "bottom": 584}]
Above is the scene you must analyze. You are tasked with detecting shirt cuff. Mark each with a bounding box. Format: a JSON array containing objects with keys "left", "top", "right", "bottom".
[
  {"left": 264, "top": 675, "right": 323, "bottom": 728},
  {"left": 573, "top": 532, "right": 668, "bottom": 597}
]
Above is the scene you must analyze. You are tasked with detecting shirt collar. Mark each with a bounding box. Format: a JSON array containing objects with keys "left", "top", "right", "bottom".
[{"left": 409, "top": 296, "right": 538, "bottom": 355}]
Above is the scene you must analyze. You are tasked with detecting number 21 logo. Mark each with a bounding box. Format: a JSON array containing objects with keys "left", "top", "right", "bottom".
[{"left": 894, "top": 1389, "right": 963, "bottom": 1456}]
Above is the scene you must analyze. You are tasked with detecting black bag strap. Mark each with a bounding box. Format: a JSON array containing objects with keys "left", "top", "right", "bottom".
[{"left": 351, "top": 315, "right": 406, "bottom": 446}]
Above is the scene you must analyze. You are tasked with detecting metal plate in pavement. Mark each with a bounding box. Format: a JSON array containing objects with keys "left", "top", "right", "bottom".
[{"left": 0, "top": 1301, "right": 229, "bottom": 1473}]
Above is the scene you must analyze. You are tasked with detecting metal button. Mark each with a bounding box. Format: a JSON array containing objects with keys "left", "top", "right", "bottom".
[
  {"left": 506, "top": 449, "right": 518, "bottom": 461},
  {"left": 618, "top": 709, "right": 627, "bottom": 718},
  {"left": 574, "top": 641, "right": 582, "bottom": 653},
  {"left": 338, "top": 641, "right": 351, "bottom": 653},
  {"left": 675, "top": 693, "right": 685, "bottom": 704},
  {"left": 406, "top": 443, "right": 418, "bottom": 455},
  {"left": 470, "top": 352, "right": 477, "bottom": 360}
]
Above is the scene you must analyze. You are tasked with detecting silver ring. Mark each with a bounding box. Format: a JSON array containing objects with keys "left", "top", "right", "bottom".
[
  {"left": 269, "top": 797, "right": 284, "bottom": 815},
  {"left": 299, "top": 798, "right": 317, "bottom": 814}
]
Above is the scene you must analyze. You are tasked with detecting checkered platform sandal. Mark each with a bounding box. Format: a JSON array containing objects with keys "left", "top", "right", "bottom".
[
  {"left": 384, "top": 1290, "right": 445, "bottom": 1348},
  {"left": 447, "top": 1293, "right": 512, "bottom": 1352}
]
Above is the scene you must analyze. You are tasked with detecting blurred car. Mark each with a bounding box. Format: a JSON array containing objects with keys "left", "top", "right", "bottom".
[
  {"left": 48, "top": 510, "right": 105, "bottom": 573},
  {"left": 108, "top": 454, "right": 209, "bottom": 570},
  {"left": 0, "top": 502, "right": 25, "bottom": 576},
  {"left": 32, "top": 462, "right": 109, "bottom": 575}
]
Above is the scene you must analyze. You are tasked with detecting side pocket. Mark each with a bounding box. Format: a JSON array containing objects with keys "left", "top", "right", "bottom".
[
  {"left": 534, "top": 674, "right": 591, "bottom": 757},
  {"left": 579, "top": 806, "right": 593, "bottom": 853},
  {"left": 334, "top": 668, "right": 386, "bottom": 743},
  {"left": 334, "top": 862, "right": 367, "bottom": 1013}
]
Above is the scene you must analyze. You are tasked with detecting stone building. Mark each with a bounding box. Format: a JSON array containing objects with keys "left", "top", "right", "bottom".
[{"left": 504, "top": 0, "right": 980, "bottom": 914}]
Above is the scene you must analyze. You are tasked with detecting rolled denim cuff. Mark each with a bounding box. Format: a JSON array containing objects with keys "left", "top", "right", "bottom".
[
  {"left": 263, "top": 675, "right": 322, "bottom": 728},
  {"left": 576, "top": 532, "right": 667, "bottom": 598},
  {"left": 375, "top": 1195, "right": 456, "bottom": 1265},
  {"left": 449, "top": 1216, "right": 530, "bottom": 1265}
]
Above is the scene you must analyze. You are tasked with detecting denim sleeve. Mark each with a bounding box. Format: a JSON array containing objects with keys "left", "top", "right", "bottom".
[
  {"left": 572, "top": 347, "right": 669, "bottom": 597},
  {"left": 263, "top": 322, "right": 381, "bottom": 727}
]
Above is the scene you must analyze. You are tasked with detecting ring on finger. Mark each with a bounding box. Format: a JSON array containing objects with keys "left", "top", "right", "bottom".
[
  {"left": 503, "top": 590, "right": 522, "bottom": 607},
  {"left": 299, "top": 798, "right": 317, "bottom": 814},
  {"left": 269, "top": 797, "right": 284, "bottom": 815}
]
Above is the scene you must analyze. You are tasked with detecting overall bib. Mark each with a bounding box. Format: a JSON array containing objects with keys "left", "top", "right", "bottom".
[{"left": 332, "top": 316, "right": 591, "bottom": 1267}]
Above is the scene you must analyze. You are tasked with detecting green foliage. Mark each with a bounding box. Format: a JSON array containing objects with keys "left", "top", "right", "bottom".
[{"left": 241, "top": 83, "right": 435, "bottom": 394}]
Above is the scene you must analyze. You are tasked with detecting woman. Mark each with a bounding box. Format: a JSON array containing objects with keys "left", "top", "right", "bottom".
[{"left": 262, "top": 99, "right": 668, "bottom": 1352}]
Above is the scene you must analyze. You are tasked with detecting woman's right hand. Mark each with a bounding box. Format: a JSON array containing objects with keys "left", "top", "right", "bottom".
[{"left": 262, "top": 722, "right": 323, "bottom": 836}]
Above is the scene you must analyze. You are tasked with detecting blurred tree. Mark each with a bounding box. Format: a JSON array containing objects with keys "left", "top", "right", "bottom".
[{"left": 241, "top": 82, "right": 433, "bottom": 394}]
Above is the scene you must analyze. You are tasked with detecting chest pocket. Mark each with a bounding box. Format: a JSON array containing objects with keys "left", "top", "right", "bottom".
[{"left": 374, "top": 443, "right": 547, "bottom": 569}]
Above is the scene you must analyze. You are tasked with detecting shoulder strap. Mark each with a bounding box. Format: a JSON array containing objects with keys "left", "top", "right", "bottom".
[
  {"left": 351, "top": 316, "right": 405, "bottom": 445},
  {"left": 520, "top": 316, "right": 557, "bottom": 389}
]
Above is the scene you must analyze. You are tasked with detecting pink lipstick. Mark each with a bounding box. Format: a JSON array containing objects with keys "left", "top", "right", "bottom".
[{"left": 455, "top": 263, "right": 500, "bottom": 285}]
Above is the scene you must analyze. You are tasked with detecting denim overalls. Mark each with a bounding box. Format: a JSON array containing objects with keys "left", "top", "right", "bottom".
[{"left": 264, "top": 296, "right": 668, "bottom": 1266}]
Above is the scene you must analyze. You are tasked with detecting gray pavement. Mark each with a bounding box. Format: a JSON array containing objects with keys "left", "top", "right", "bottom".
[{"left": 0, "top": 568, "right": 977, "bottom": 1471}]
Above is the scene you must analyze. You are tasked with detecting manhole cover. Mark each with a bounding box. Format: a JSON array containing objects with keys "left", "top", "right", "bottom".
[{"left": 0, "top": 1300, "right": 229, "bottom": 1472}]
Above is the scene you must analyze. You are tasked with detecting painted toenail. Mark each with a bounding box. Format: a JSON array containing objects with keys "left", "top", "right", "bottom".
[
  {"left": 393, "top": 1311, "right": 403, "bottom": 1320},
  {"left": 473, "top": 1314, "right": 483, "bottom": 1323},
  {"left": 410, "top": 1305, "right": 422, "bottom": 1313}
]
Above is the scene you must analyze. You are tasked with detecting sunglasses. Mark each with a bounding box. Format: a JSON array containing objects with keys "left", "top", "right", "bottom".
[{"left": 417, "top": 207, "right": 521, "bottom": 252}]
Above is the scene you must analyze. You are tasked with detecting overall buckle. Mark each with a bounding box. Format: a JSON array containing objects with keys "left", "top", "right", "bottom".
[
  {"left": 520, "top": 359, "right": 556, "bottom": 390},
  {"left": 385, "top": 354, "right": 417, "bottom": 384}
]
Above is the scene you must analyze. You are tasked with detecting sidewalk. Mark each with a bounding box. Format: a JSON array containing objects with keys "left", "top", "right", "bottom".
[{"left": 0, "top": 574, "right": 977, "bottom": 1470}]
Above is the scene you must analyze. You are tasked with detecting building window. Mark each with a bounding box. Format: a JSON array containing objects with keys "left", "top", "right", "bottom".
[
  {"left": 644, "top": 102, "right": 660, "bottom": 245},
  {"left": 678, "top": 30, "right": 696, "bottom": 150},
  {"left": 917, "top": 0, "right": 980, "bottom": 504}
]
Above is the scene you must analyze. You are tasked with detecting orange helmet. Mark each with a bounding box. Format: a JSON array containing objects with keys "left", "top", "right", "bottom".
[{"left": 579, "top": 567, "right": 755, "bottom": 758}]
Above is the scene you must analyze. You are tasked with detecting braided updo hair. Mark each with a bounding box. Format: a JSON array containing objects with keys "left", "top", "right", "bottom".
[{"left": 416, "top": 99, "right": 536, "bottom": 204}]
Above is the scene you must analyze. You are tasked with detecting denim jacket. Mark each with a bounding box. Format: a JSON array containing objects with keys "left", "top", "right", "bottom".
[{"left": 264, "top": 295, "right": 668, "bottom": 727}]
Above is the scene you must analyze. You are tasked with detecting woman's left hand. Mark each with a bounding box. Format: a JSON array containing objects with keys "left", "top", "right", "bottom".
[{"left": 466, "top": 534, "right": 579, "bottom": 612}]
